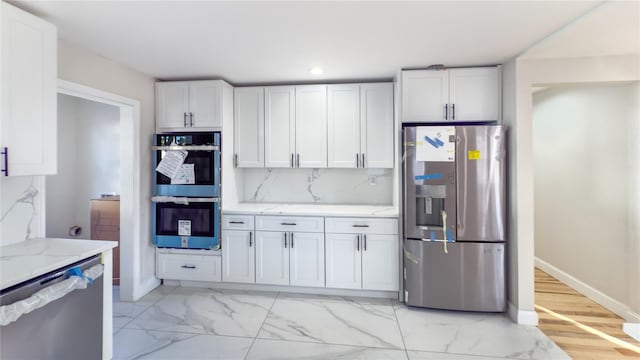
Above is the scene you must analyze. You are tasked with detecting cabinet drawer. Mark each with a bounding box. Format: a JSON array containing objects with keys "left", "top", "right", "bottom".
[
  {"left": 156, "top": 253, "right": 222, "bottom": 282},
  {"left": 255, "top": 216, "right": 324, "bottom": 233},
  {"left": 222, "top": 215, "right": 255, "bottom": 230},
  {"left": 325, "top": 217, "right": 398, "bottom": 235}
]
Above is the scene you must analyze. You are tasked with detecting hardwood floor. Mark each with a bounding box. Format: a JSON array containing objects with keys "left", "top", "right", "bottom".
[{"left": 535, "top": 268, "right": 640, "bottom": 359}]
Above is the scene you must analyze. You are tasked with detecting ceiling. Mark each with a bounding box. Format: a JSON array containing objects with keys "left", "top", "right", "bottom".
[
  {"left": 12, "top": 1, "right": 604, "bottom": 84},
  {"left": 521, "top": 1, "right": 640, "bottom": 59}
]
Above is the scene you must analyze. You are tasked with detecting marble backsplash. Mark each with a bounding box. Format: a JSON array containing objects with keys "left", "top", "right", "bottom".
[
  {"left": 0, "top": 176, "right": 45, "bottom": 246},
  {"left": 242, "top": 168, "right": 393, "bottom": 205}
]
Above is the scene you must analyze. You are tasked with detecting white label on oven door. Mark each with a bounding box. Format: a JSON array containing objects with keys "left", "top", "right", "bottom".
[{"left": 178, "top": 220, "right": 192, "bottom": 236}]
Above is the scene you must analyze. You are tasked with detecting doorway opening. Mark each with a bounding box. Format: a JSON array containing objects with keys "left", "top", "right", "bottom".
[
  {"left": 531, "top": 81, "right": 640, "bottom": 356},
  {"left": 49, "top": 80, "right": 142, "bottom": 302}
]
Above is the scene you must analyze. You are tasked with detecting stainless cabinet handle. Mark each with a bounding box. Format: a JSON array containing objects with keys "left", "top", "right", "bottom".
[
  {"left": 181, "top": 265, "right": 196, "bottom": 269},
  {"left": 189, "top": 112, "right": 194, "bottom": 127},
  {"left": 364, "top": 234, "right": 367, "bottom": 251},
  {"left": 356, "top": 234, "right": 360, "bottom": 251},
  {"left": 234, "top": 154, "right": 238, "bottom": 168},
  {"left": 361, "top": 153, "right": 365, "bottom": 168},
  {"left": 296, "top": 153, "right": 300, "bottom": 168},
  {"left": 280, "top": 222, "right": 297, "bottom": 226},
  {"left": 452, "top": 104, "right": 455, "bottom": 120},
  {"left": 356, "top": 153, "right": 360, "bottom": 168},
  {"left": 1, "top": 147, "right": 8, "bottom": 176},
  {"left": 290, "top": 232, "right": 294, "bottom": 248},
  {"left": 249, "top": 232, "right": 253, "bottom": 247},
  {"left": 183, "top": 112, "right": 187, "bottom": 127},
  {"left": 352, "top": 224, "right": 369, "bottom": 228},
  {"left": 284, "top": 232, "right": 288, "bottom": 248},
  {"left": 444, "top": 104, "right": 448, "bottom": 120},
  {"left": 229, "top": 221, "right": 244, "bottom": 224},
  {"left": 290, "top": 153, "right": 294, "bottom": 168}
]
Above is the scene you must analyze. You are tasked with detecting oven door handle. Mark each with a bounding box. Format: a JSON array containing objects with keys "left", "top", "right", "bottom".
[
  {"left": 152, "top": 145, "right": 219, "bottom": 151},
  {"left": 151, "top": 196, "right": 219, "bottom": 205}
]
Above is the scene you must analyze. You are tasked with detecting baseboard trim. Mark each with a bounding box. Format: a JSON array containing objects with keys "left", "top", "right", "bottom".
[
  {"left": 535, "top": 257, "right": 640, "bottom": 322},
  {"left": 508, "top": 301, "right": 539, "bottom": 325},
  {"left": 161, "top": 279, "right": 398, "bottom": 299},
  {"left": 623, "top": 323, "right": 640, "bottom": 341},
  {"left": 135, "top": 277, "right": 161, "bottom": 301}
]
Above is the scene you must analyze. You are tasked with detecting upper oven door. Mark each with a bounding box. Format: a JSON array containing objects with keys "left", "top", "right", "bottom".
[{"left": 153, "top": 133, "right": 220, "bottom": 197}]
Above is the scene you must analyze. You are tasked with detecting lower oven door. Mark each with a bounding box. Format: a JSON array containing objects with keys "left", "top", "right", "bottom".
[{"left": 152, "top": 197, "right": 219, "bottom": 249}]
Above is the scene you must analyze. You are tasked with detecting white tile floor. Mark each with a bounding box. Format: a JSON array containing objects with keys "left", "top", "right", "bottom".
[{"left": 113, "top": 286, "right": 570, "bottom": 360}]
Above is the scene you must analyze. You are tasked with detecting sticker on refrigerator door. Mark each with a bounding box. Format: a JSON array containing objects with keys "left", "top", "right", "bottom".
[
  {"left": 178, "top": 220, "right": 192, "bottom": 236},
  {"left": 416, "top": 126, "right": 455, "bottom": 162},
  {"left": 468, "top": 150, "right": 481, "bottom": 160}
]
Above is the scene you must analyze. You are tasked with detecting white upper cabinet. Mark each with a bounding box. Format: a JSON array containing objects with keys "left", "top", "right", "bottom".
[
  {"left": 327, "top": 83, "right": 394, "bottom": 169},
  {"left": 402, "top": 70, "right": 448, "bottom": 123},
  {"left": 234, "top": 87, "right": 264, "bottom": 167},
  {"left": 449, "top": 67, "right": 499, "bottom": 122},
  {"left": 295, "top": 85, "right": 327, "bottom": 168},
  {"left": 156, "top": 80, "right": 223, "bottom": 132},
  {"left": 360, "top": 83, "right": 394, "bottom": 168},
  {"left": 327, "top": 84, "right": 360, "bottom": 168},
  {"left": 264, "top": 86, "right": 295, "bottom": 168},
  {"left": 402, "top": 67, "right": 499, "bottom": 123},
  {"left": 1, "top": 2, "right": 57, "bottom": 176}
]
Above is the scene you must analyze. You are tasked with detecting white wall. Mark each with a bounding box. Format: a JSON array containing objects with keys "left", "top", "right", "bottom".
[
  {"left": 504, "top": 53, "right": 640, "bottom": 324},
  {"left": 57, "top": 39, "right": 157, "bottom": 300},
  {"left": 46, "top": 94, "right": 120, "bottom": 239},
  {"left": 533, "top": 83, "right": 638, "bottom": 309},
  {"left": 242, "top": 168, "right": 393, "bottom": 205}
]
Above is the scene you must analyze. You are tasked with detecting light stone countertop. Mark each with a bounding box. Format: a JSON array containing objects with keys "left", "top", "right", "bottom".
[
  {"left": 0, "top": 238, "right": 118, "bottom": 290},
  {"left": 223, "top": 203, "right": 399, "bottom": 218}
]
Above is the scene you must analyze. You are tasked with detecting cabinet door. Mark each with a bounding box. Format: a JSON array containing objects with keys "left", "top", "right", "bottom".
[
  {"left": 1, "top": 2, "right": 57, "bottom": 175},
  {"left": 265, "top": 86, "right": 295, "bottom": 168},
  {"left": 156, "top": 82, "right": 190, "bottom": 130},
  {"left": 325, "top": 233, "right": 361, "bottom": 289},
  {"left": 361, "top": 234, "right": 399, "bottom": 291},
  {"left": 361, "top": 83, "right": 394, "bottom": 168},
  {"left": 295, "top": 85, "right": 327, "bottom": 168},
  {"left": 327, "top": 84, "right": 360, "bottom": 168},
  {"left": 234, "top": 87, "right": 264, "bottom": 167},
  {"left": 189, "top": 81, "right": 222, "bottom": 128},
  {"left": 289, "top": 232, "right": 325, "bottom": 287},
  {"left": 401, "top": 70, "right": 448, "bottom": 123},
  {"left": 449, "top": 67, "right": 499, "bottom": 121},
  {"left": 255, "top": 231, "right": 289, "bottom": 285},
  {"left": 222, "top": 230, "right": 255, "bottom": 283}
]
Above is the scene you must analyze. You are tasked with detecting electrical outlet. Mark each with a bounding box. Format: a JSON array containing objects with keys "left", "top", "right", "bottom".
[{"left": 368, "top": 176, "right": 377, "bottom": 185}]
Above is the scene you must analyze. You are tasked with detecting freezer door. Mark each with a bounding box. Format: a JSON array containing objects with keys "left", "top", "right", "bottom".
[
  {"left": 403, "top": 126, "right": 457, "bottom": 241},
  {"left": 404, "top": 240, "right": 505, "bottom": 312},
  {"left": 455, "top": 126, "right": 506, "bottom": 242}
]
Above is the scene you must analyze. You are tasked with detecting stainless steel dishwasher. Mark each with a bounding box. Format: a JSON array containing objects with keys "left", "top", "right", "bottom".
[{"left": 0, "top": 255, "right": 103, "bottom": 360}]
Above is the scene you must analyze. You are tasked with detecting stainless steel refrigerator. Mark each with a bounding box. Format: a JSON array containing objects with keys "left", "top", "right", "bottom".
[{"left": 403, "top": 125, "right": 506, "bottom": 312}]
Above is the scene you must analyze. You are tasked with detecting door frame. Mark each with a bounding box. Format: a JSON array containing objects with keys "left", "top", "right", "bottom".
[{"left": 55, "top": 79, "right": 143, "bottom": 301}]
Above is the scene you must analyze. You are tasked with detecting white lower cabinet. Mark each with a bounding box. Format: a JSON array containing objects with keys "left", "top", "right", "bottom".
[
  {"left": 325, "top": 233, "right": 362, "bottom": 289},
  {"left": 361, "top": 234, "right": 399, "bottom": 291},
  {"left": 255, "top": 231, "right": 290, "bottom": 285},
  {"left": 255, "top": 231, "right": 325, "bottom": 287},
  {"left": 221, "top": 230, "right": 255, "bottom": 283},
  {"left": 156, "top": 252, "right": 222, "bottom": 282}
]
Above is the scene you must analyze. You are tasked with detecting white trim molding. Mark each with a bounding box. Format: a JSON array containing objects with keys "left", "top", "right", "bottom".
[
  {"left": 623, "top": 323, "right": 640, "bottom": 342},
  {"left": 56, "top": 79, "right": 144, "bottom": 302},
  {"left": 508, "top": 301, "right": 539, "bottom": 326},
  {"left": 536, "top": 257, "right": 640, "bottom": 323}
]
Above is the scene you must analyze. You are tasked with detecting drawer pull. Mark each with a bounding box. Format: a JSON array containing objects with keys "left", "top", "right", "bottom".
[
  {"left": 181, "top": 265, "right": 196, "bottom": 269},
  {"left": 280, "top": 222, "right": 297, "bottom": 226},
  {"left": 352, "top": 224, "right": 369, "bottom": 228},
  {"left": 229, "top": 221, "right": 245, "bottom": 224}
]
